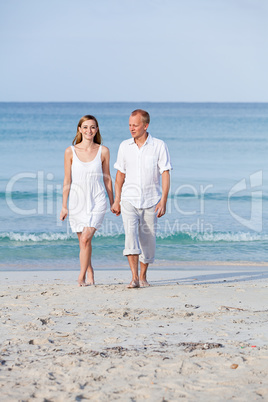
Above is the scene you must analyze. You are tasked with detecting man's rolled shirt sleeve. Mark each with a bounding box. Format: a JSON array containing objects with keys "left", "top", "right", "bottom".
[
  {"left": 158, "top": 142, "right": 173, "bottom": 174},
  {"left": 114, "top": 143, "right": 126, "bottom": 174}
]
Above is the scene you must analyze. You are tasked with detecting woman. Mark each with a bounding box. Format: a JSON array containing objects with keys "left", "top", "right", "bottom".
[{"left": 60, "top": 115, "right": 114, "bottom": 286}]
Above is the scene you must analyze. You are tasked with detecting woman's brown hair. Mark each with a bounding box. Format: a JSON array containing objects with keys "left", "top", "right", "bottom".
[{"left": 72, "top": 115, "right": 102, "bottom": 145}]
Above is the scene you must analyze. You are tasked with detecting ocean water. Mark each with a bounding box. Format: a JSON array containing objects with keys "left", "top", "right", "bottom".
[{"left": 1, "top": 102, "right": 268, "bottom": 271}]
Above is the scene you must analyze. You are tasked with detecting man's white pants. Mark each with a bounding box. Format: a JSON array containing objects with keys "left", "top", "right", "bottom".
[{"left": 121, "top": 201, "right": 157, "bottom": 264}]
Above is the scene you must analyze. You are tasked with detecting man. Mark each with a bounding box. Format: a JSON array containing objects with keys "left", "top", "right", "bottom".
[{"left": 112, "top": 109, "right": 172, "bottom": 288}]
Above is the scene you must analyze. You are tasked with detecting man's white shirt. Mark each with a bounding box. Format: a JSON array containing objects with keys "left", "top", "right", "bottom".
[{"left": 114, "top": 134, "right": 172, "bottom": 209}]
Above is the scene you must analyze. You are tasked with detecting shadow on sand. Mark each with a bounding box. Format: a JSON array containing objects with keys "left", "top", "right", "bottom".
[{"left": 150, "top": 270, "right": 268, "bottom": 286}]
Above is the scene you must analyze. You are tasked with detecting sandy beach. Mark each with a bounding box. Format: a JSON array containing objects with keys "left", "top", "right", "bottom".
[{"left": 1, "top": 266, "right": 268, "bottom": 401}]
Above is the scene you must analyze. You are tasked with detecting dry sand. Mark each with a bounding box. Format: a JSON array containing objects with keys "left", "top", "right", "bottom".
[{"left": 0, "top": 268, "right": 268, "bottom": 401}]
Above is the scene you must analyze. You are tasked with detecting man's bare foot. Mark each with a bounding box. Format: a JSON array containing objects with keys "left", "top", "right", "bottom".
[
  {"left": 127, "top": 280, "right": 140, "bottom": 288},
  {"left": 139, "top": 280, "right": 150, "bottom": 287}
]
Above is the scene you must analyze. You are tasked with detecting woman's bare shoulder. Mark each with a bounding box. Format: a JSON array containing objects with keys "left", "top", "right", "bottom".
[
  {"left": 65, "top": 146, "right": 73, "bottom": 155},
  {"left": 101, "top": 145, "right": 110, "bottom": 154},
  {"left": 64, "top": 146, "right": 73, "bottom": 162}
]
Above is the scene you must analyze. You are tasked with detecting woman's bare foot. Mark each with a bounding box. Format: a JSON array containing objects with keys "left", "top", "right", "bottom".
[
  {"left": 86, "top": 267, "right": 95, "bottom": 285},
  {"left": 78, "top": 280, "right": 90, "bottom": 287},
  {"left": 85, "top": 280, "right": 95, "bottom": 285}
]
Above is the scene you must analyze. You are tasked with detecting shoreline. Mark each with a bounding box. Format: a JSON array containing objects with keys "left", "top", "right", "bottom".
[
  {"left": 1, "top": 263, "right": 268, "bottom": 285},
  {"left": 1, "top": 259, "right": 268, "bottom": 272}
]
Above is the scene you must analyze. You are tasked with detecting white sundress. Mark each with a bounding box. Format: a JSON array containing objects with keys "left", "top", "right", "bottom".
[{"left": 68, "top": 145, "right": 107, "bottom": 232}]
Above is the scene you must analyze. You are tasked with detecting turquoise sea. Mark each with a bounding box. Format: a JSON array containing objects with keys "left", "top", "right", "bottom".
[{"left": 0, "top": 102, "right": 268, "bottom": 271}]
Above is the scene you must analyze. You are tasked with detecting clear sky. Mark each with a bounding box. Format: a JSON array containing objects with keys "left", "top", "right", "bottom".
[{"left": 0, "top": 0, "right": 267, "bottom": 102}]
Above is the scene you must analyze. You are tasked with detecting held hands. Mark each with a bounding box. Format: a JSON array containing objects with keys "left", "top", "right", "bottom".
[
  {"left": 111, "top": 200, "right": 121, "bottom": 216},
  {"left": 60, "top": 207, "right": 68, "bottom": 221},
  {"left": 111, "top": 199, "right": 166, "bottom": 217},
  {"left": 155, "top": 199, "right": 166, "bottom": 218}
]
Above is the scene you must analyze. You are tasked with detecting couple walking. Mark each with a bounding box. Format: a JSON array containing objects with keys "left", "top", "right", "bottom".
[{"left": 60, "top": 109, "right": 172, "bottom": 288}]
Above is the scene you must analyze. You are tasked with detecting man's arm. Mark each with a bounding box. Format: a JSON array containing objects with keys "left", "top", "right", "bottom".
[
  {"left": 155, "top": 170, "right": 170, "bottom": 218},
  {"left": 111, "top": 170, "right": 125, "bottom": 216}
]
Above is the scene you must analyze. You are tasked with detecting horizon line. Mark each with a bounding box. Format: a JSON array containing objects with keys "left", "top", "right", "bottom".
[{"left": 0, "top": 101, "right": 268, "bottom": 104}]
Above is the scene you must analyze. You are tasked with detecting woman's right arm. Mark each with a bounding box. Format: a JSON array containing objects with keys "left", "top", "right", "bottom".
[{"left": 60, "top": 147, "right": 72, "bottom": 221}]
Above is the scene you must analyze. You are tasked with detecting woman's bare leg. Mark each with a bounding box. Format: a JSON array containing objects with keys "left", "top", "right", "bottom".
[{"left": 77, "top": 227, "right": 96, "bottom": 286}]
